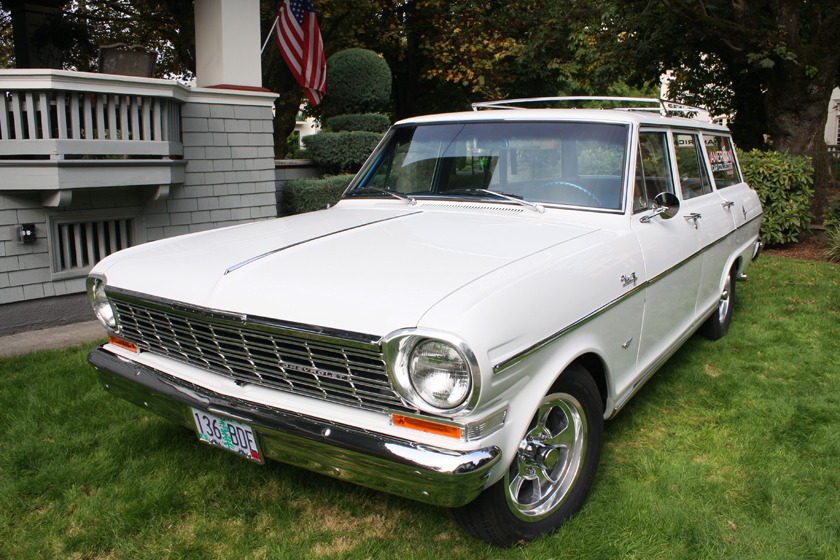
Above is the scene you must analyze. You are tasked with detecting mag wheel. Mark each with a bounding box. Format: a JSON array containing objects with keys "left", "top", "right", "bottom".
[
  {"left": 450, "top": 364, "right": 603, "bottom": 547},
  {"left": 702, "top": 266, "right": 736, "bottom": 340}
]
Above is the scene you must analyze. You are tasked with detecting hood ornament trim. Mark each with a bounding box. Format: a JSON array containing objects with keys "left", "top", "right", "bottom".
[{"left": 223, "top": 211, "right": 421, "bottom": 275}]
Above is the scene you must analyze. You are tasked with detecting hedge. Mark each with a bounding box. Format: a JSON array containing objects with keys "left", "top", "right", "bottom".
[
  {"left": 303, "top": 130, "right": 383, "bottom": 175},
  {"left": 282, "top": 175, "right": 354, "bottom": 215},
  {"left": 327, "top": 113, "right": 391, "bottom": 133},
  {"left": 739, "top": 150, "right": 814, "bottom": 245},
  {"left": 322, "top": 49, "right": 391, "bottom": 116}
]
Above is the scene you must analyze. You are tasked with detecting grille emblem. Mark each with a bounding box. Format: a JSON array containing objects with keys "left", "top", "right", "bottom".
[{"left": 280, "top": 361, "right": 352, "bottom": 382}]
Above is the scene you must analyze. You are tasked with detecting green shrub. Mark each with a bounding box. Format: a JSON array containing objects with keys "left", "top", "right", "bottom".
[
  {"left": 825, "top": 226, "right": 840, "bottom": 262},
  {"left": 285, "top": 146, "right": 309, "bottom": 159},
  {"left": 282, "top": 175, "right": 354, "bottom": 215},
  {"left": 322, "top": 49, "right": 391, "bottom": 116},
  {"left": 327, "top": 113, "right": 390, "bottom": 133},
  {"left": 823, "top": 195, "right": 840, "bottom": 231},
  {"left": 303, "top": 131, "right": 383, "bottom": 175},
  {"left": 739, "top": 149, "right": 814, "bottom": 245}
]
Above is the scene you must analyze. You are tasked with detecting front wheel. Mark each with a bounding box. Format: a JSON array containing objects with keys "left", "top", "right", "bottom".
[{"left": 450, "top": 364, "right": 603, "bottom": 547}]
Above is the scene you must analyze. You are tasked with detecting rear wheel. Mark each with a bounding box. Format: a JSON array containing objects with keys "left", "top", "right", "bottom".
[
  {"left": 450, "top": 364, "right": 603, "bottom": 547},
  {"left": 701, "top": 265, "right": 736, "bottom": 340}
]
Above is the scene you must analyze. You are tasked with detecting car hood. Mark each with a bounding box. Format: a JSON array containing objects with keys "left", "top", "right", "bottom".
[{"left": 96, "top": 205, "right": 599, "bottom": 336}]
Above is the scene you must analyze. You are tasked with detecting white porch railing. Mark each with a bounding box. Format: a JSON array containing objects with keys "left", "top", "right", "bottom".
[
  {"left": 0, "top": 69, "right": 187, "bottom": 159},
  {"left": 0, "top": 70, "right": 190, "bottom": 199}
]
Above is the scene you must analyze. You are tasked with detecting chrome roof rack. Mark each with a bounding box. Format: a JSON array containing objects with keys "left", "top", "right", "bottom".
[{"left": 471, "top": 96, "right": 708, "bottom": 118}]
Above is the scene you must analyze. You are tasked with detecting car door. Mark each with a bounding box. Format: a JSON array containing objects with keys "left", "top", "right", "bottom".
[
  {"left": 701, "top": 133, "right": 763, "bottom": 256},
  {"left": 672, "top": 131, "right": 736, "bottom": 316},
  {"left": 630, "top": 129, "right": 703, "bottom": 386}
]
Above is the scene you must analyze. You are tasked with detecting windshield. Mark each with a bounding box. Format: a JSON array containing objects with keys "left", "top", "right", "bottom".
[{"left": 346, "top": 122, "right": 629, "bottom": 210}]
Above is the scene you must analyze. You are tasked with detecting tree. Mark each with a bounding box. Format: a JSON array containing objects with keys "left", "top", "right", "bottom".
[
  {"left": 313, "top": 0, "right": 594, "bottom": 120},
  {"left": 2, "top": 0, "right": 197, "bottom": 77},
  {"left": 643, "top": 0, "right": 839, "bottom": 152},
  {"left": 0, "top": 9, "right": 12, "bottom": 68}
]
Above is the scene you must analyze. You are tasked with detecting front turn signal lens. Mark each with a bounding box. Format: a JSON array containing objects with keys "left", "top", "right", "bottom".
[
  {"left": 392, "top": 414, "right": 462, "bottom": 439},
  {"left": 109, "top": 335, "right": 137, "bottom": 353}
]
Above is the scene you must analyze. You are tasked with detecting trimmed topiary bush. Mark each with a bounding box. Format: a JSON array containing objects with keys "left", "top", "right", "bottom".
[
  {"left": 304, "top": 49, "right": 391, "bottom": 177},
  {"left": 739, "top": 150, "right": 814, "bottom": 245},
  {"left": 327, "top": 113, "right": 390, "bottom": 133},
  {"left": 283, "top": 175, "right": 354, "bottom": 215},
  {"left": 322, "top": 49, "right": 391, "bottom": 116},
  {"left": 303, "top": 131, "right": 383, "bottom": 175}
]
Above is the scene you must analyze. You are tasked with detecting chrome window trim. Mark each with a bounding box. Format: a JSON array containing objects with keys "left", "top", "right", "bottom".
[{"left": 492, "top": 212, "right": 762, "bottom": 374}]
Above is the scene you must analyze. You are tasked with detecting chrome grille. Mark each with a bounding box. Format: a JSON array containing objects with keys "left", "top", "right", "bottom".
[{"left": 111, "top": 296, "right": 411, "bottom": 413}]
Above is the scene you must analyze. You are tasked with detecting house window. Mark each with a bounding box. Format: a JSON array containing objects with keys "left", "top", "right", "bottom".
[
  {"left": 48, "top": 210, "right": 143, "bottom": 280},
  {"left": 836, "top": 115, "right": 840, "bottom": 145}
]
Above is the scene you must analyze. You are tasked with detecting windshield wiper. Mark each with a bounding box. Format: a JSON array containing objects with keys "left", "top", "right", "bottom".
[
  {"left": 443, "top": 189, "right": 545, "bottom": 214},
  {"left": 346, "top": 186, "right": 416, "bottom": 205}
]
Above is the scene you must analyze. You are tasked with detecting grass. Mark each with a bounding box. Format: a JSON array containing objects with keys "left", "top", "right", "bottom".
[{"left": 1, "top": 255, "right": 839, "bottom": 559}]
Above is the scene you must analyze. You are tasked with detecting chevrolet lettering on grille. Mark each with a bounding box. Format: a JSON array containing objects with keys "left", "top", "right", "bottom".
[{"left": 280, "top": 362, "right": 352, "bottom": 382}]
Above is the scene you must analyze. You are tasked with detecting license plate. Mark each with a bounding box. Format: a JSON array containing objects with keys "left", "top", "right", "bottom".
[{"left": 191, "top": 407, "right": 263, "bottom": 463}]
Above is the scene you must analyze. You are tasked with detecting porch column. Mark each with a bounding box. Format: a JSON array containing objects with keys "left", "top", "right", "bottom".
[{"left": 194, "top": 0, "right": 262, "bottom": 89}]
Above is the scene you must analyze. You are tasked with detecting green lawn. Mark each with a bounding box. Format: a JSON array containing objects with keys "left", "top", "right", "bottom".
[{"left": 1, "top": 255, "right": 838, "bottom": 559}]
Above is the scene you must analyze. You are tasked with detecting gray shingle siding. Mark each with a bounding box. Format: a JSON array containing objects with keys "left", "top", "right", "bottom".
[{"left": 0, "top": 95, "right": 278, "bottom": 336}]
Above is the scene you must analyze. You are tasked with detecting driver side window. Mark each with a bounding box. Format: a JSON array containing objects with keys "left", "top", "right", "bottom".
[{"left": 634, "top": 132, "right": 675, "bottom": 213}]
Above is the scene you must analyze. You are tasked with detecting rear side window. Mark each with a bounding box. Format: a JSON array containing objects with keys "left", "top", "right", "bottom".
[
  {"left": 674, "top": 133, "right": 713, "bottom": 199},
  {"left": 703, "top": 135, "right": 741, "bottom": 188}
]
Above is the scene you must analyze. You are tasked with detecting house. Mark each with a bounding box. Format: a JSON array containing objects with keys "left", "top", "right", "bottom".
[
  {"left": 0, "top": 0, "right": 280, "bottom": 336},
  {"left": 826, "top": 88, "right": 840, "bottom": 148}
]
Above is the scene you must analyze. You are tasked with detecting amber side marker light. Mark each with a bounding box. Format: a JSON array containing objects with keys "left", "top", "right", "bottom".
[
  {"left": 392, "top": 414, "right": 462, "bottom": 439},
  {"left": 109, "top": 335, "right": 138, "bottom": 353}
]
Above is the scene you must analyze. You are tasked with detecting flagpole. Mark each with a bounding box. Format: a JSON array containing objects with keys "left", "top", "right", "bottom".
[{"left": 261, "top": 15, "right": 280, "bottom": 55}]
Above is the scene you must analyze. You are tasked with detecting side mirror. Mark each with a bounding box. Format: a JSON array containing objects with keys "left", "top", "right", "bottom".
[
  {"left": 652, "top": 192, "right": 680, "bottom": 219},
  {"left": 640, "top": 192, "right": 680, "bottom": 223}
]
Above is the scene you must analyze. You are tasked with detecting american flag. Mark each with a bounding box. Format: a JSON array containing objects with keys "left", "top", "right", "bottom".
[{"left": 274, "top": 0, "right": 326, "bottom": 105}]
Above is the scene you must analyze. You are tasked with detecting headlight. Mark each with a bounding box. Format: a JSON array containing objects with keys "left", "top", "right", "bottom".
[
  {"left": 409, "top": 340, "right": 471, "bottom": 409},
  {"left": 86, "top": 276, "right": 117, "bottom": 330},
  {"left": 383, "top": 330, "right": 480, "bottom": 415}
]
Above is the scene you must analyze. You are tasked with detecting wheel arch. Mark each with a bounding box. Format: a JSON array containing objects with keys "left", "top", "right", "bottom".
[{"left": 570, "top": 352, "right": 608, "bottom": 414}]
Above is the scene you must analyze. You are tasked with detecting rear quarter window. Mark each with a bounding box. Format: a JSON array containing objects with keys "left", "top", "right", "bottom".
[{"left": 703, "top": 135, "right": 742, "bottom": 188}]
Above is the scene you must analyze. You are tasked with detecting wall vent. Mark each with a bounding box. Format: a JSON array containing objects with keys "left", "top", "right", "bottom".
[{"left": 48, "top": 211, "right": 143, "bottom": 280}]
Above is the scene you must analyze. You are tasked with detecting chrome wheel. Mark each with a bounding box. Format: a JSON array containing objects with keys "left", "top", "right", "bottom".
[
  {"left": 702, "top": 265, "right": 736, "bottom": 341},
  {"left": 505, "top": 393, "right": 587, "bottom": 520},
  {"left": 717, "top": 274, "right": 732, "bottom": 324},
  {"left": 450, "top": 365, "right": 602, "bottom": 546}
]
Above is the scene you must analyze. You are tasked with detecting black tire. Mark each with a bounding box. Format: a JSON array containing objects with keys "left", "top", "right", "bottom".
[
  {"left": 701, "top": 266, "right": 736, "bottom": 340},
  {"left": 450, "top": 364, "right": 603, "bottom": 547}
]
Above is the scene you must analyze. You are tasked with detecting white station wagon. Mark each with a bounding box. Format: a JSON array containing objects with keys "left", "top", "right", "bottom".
[{"left": 87, "top": 97, "right": 763, "bottom": 546}]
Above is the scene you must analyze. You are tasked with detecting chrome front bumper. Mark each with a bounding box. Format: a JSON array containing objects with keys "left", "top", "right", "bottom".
[{"left": 87, "top": 345, "right": 501, "bottom": 508}]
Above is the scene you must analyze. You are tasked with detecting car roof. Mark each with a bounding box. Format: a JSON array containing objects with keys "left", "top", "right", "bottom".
[{"left": 396, "top": 108, "right": 732, "bottom": 134}]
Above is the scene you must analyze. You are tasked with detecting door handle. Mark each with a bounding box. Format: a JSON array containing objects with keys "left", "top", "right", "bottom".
[
  {"left": 721, "top": 201, "right": 735, "bottom": 209},
  {"left": 684, "top": 213, "right": 702, "bottom": 229}
]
